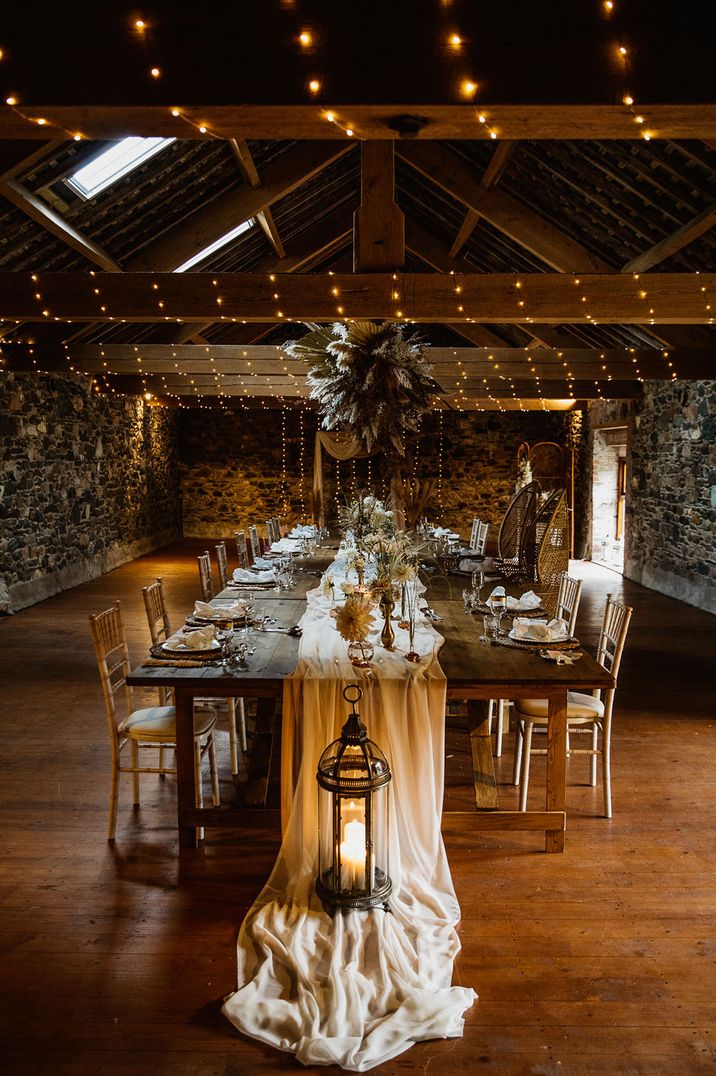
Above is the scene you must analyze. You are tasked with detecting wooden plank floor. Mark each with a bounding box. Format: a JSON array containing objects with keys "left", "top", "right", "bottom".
[{"left": 1, "top": 541, "right": 715, "bottom": 1075}]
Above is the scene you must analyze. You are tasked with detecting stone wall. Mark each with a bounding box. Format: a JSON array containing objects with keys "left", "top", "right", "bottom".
[
  {"left": 0, "top": 372, "right": 181, "bottom": 611},
  {"left": 625, "top": 381, "right": 716, "bottom": 614},
  {"left": 178, "top": 407, "right": 570, "bottom": 543},
  {"left": 589, "top": 383, "right": 716, "bottom": 614}
]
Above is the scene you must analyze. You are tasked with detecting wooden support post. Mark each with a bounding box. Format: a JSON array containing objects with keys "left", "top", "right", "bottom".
[{"left": 353, "top": 142, "right": 405, "bottom": 271}]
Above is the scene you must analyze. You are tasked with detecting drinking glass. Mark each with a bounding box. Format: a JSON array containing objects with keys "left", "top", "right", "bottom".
[
  {"left": 214, "top": 618, "right": 234, "bottom": 666},
  {"left": 488, "top": 593, "right": 507, "bottom": 636},
  {"left": 471, "top": 569, "right": 485, "bottom": 605},
  {"left": 462, "top": 587, "right": 476, "bottom": 614}
]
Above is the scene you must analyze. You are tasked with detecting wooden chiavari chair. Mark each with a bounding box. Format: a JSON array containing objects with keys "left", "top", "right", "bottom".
[
  {"left": 513, "top": 593, "right": 633, "bottom": 816},
  {"left": 234, "top": 530, "right": 249, "bottom": 568},
  {"left": 90, "top": 600, "right": 219, "bottom": 841},
  {"left": 197, "top": 551, "right": 214, "bottom": 601},
  {"left": 142, "top": 577, "right": 247, "bottom": 773},
  {"left": 248, "top": 525, "right": 261, "bottom": 563}
]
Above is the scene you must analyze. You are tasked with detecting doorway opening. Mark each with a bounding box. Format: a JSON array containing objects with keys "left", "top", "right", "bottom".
[{"left": 592, "top": 426, "right": 627, "bottom": 573}]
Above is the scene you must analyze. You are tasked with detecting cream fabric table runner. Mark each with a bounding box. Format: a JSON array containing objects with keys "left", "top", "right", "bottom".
[{"left": 222, "top": 572, "right": 476, "bottom": 1070}]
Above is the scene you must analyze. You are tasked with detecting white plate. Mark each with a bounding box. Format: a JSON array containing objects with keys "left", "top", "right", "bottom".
[
  {"left": 161, "top": 638, "right": 220, "bottom": 653},
  {"left": 508, "top": 628, "right": 569, "bottom": 643}
]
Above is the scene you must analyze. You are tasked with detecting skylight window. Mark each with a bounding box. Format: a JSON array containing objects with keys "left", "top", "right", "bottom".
[
  {"left": 173, "top": 219, "right": 255, "bottom": 272},
  {"left": 66, "top": 137, "right": 176, "bottom": 199}
]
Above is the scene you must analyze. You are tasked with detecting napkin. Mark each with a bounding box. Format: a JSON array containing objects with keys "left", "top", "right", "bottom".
[
  {"left": 288, "top": 524, "right": 316, "bottom": 538},
  {"left": 233, "top": 567, "right": 276, "bottom": 584},
  {"left": 252, "top": 557, "right": 275, "bottom": 569},
  {"left": 271, "top": 538, "right": 302, "bottom": 553},
  {"left": 432, "top": 527, "right": 459, "bottom": 539},
  {"left": 164, "top": 625, "right": 216, "bottom": 650},
  {"left": 459, "top": 557, "right": 488, "bottom": 573},
  {"left": 506, "top": 590, "right": 542, "bottom": 612},
  {"left": 193, "top": 600, "right": 247, "bottom": 620},
  {"left": 511, "top": 617, "right": 569, "bottom": 642}
]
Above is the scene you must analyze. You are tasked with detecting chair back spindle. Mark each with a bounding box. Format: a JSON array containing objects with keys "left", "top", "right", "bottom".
[{"left": 89, "top": 601, "right": 134, "bottom": 754}]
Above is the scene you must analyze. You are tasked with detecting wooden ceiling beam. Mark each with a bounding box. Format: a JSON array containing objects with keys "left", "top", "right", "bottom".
[
  {"left": 7, "top": 345, "right": 711, "bottom": 381},
  {"left": 449, "top": 140, "right": 517, "bottom": 258},
  {"left": 126, "top": 141, "right": 352, "bottom": 271},
  {"left": 353, "top": 142, "right": 404, "bottom": 270},
  {"left": 399, "top": 141, "right": 611, "bottom": 273},
  {"left": 86, "top": 371, "right": 642, "bottom": 400},
  {"left": 0, "top": 178, "right": 122, "bottom": 272},
  {"left": 1, "top": 105, "right": 715, "bottom": 141},
  {"left": 1, "top": 271, "right": 710, "bottom": 323},
  {"left": 622, "top": 203, "right": 716, "bottom": 274}
]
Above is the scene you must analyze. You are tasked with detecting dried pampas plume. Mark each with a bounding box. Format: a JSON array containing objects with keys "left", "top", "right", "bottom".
[{"left": 334, "top": 594, "right": 374, "bottom": 642}]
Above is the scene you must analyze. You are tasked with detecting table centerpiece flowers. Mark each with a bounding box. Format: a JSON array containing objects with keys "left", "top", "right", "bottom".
[{"left": 334, "top": 593, "right": 376, "bottom": 668}]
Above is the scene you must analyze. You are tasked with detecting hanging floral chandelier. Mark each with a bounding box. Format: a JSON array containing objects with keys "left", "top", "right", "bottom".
[{"left": 285, "top": 321, "right": 440, "bottom": 457}]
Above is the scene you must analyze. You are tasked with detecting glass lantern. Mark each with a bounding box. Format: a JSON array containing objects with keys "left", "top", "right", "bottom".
[{"left": 316, "top": 685, "right": 392, "bottom": 915}]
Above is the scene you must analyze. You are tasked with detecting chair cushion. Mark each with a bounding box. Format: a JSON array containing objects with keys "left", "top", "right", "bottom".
[
  {"left": 119, "top": 705, "right": 215, "bottom": 741},
  {"left": 515, "top": 691, "right": 605, "bottom": 723}
]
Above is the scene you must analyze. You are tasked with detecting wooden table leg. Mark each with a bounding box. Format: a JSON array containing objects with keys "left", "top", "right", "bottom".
[
  {"left": 175, "top": 688, "right": 198, "bottom": 849},
  {"left": 545, "top": 690, "right": 568, "bottom": 853},
  {"left": 467, "top": 699, "right": 499, "bottom": 809}
]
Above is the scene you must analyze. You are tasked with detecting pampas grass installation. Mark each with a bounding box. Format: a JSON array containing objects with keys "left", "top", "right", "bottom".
[{"left": 285, "top": 321, "right": 439, "bottom": 457}]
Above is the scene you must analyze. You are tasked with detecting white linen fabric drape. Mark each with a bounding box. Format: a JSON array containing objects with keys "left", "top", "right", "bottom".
[
  {"left": 312, "top": 431, "right": 370, "bottom": 527},
  {"left": 222, "top": 572, "right": 476, "bottom": 1070}
]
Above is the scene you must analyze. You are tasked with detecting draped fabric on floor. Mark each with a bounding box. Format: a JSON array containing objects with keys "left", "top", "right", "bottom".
[{"left": 222, "top": 576, "right": 476, "bottom": 1071}]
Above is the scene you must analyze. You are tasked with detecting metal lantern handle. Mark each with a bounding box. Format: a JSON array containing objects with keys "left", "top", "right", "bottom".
[{"left": 343, "top": 684, "right": 363, "bottom": 711}]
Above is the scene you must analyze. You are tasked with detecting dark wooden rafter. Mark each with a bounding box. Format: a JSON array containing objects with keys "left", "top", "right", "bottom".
[
  {"left": 0, "top": 104, "right": 715, "bottom": 141},
  {"left": 398, "top": 141, "right": 611, "bottom": 273},
  {"left": 0, "top": 272, "right": 712, "bottom": 322},
  {"left": 353, "top": 142, "right": 404, "bottom": 270},
  {"left": 126, "top": 141, "right": 352, "bottom": 272},
  {"left": 227, "top": 138, "right": 287, "bottom": 258},
  {"left": 449, "top": 140, "right": 517, "bottom": 257},
  {"left": 622, "top": 204, "right": 716, "bottom": 273}
]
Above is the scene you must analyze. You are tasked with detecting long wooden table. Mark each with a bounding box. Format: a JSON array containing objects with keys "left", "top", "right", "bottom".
[{"left": 127, "top": 554, "right": 613, "bottom": 852}]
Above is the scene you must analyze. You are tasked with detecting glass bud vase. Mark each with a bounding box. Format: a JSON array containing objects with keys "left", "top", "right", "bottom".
[
  {"left": 379, "top": 592, "right": 396, "bottom": 651},
  {"left": 348, "top": 637, "right": 374, "bottom": 668}
]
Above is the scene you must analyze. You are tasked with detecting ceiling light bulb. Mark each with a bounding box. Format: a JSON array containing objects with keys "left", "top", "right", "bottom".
[
  {"left": 308, "top": 79, "right": 321, "bottom": 93},
  {"left": 299, "top": 31, "right": 312, "bottom": 46},
  {"left": 150, "top": 67, "right": 161, "bottom": 78},
  {"left": 461, "top": 80, "right": 477, "bottom": 97}
]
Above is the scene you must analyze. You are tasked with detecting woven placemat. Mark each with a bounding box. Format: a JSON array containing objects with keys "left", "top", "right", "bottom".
[
  {"left": 142, "top": 655, "right": 216, "bottom": 668},
  {"left": 490, "top": 634, "right": 582, "bottom": 652},
  {"left": 149, "top": 642, "right": 219, "bottom": 661},
  {"left": 473, "top": 603, "right": 546, "bottom": 619}
]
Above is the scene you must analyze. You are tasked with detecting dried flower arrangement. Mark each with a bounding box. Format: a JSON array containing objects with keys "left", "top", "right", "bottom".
[
  {"left": 285, "top": 321, "right": 439, "bottom": 457},
  {"left": 334, "top": 593, "right": 375, "bottom": 643}
]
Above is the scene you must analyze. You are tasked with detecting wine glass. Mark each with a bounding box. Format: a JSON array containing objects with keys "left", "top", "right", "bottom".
[
  {"left": 214, "top": 618, "right": 234, "bottom": 666},
  {"left": 488, "top": 592, "right": 507, "bottom": 636},
  {"left": 471, "top": 569, "right": 486, "bottom": 606},
  {"left": 462, "top": 587, "right": 476, "bottom": 614}
]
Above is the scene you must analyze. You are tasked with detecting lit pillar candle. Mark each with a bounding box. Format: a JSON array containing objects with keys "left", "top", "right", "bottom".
[{"left": 340, "top": 819, "right": 366, "bottom": 891}]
